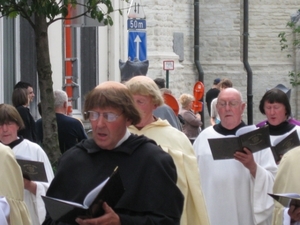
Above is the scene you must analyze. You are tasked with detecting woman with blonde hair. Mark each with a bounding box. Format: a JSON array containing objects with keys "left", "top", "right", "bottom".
[{"left": 179, "top": 93, "right": 202, "bottom": 139}]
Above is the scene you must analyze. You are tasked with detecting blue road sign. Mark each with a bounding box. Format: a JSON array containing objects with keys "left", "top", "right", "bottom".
[
  {"left": 127, "top": 19, "right": 146, "bottom": 30},
  {"left": 128, "top": 31, "right": 147, "bottom": 61}
]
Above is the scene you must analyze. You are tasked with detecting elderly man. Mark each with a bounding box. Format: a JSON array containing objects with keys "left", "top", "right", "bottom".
[
  {"left": 42, "top": 81, "right": 183, "bottom": 225},
  {"left": 125, "top": 76, "right": 210, "bottom": 225},
  {"left": 36, "top": 90, "right": 88, "bottom": 153},
  {"left": 193, "top": 87, "right": 277, "bottom": 225}
]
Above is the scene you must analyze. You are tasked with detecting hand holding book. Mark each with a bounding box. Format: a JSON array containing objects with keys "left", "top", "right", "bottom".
[
  {"left": 208, "top": 125, "right": 270, "bottom": 160},
  {"left": 42, "top": 166, "right": 124, "bottom": 224},
  {"left": 271, "top": 130, "right": 300, "bottom": 162},
  {"left": 269, "top": 193, "right": 300, "bottom": 223},
  {"left": 16, "top": 158, "right": 48, "bottom": 182},
  {"left": 268, "top": 193, "right": 300, "bottom": 208}
]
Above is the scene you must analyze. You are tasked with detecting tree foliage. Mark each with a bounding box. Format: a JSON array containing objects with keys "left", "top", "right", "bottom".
[
  {"left": 0, "top": 0, "right": 123, "bottom": 165},
  {"left": 278, "top": 9, "right": 300, "bottom": 87},
  {"left": 0, "top": 0, "right": 117, "bottom": 27}
]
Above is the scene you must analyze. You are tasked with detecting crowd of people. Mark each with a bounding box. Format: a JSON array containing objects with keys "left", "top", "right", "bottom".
[
  {"left": 0, "top": 81, "right": 87, "bottom": 225},
  {"left": 1, "top": 78, "right": 300, "bottom": 225}
]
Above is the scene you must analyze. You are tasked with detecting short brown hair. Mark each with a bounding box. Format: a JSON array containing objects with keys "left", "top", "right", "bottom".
[
  {"left": 0, "top": 104, "right": 25, "bottom": 130},
  {"left": 83, "top": 82, "right": 141, "bottom": 125},
  {"left": 219, "top": 78, "right": 233, "bottom": 89},
  {"left": 12, "top": 88, "right": 28, "bottom": 107}
]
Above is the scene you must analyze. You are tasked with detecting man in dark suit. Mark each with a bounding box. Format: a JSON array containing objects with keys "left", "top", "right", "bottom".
[{"left": 36, "top": 90, "right": 87, "bottom": 153}]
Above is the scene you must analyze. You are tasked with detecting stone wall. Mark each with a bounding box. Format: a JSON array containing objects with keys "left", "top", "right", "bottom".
[{"left": 141, "top": 0, "right": 299, "bottom": 128}]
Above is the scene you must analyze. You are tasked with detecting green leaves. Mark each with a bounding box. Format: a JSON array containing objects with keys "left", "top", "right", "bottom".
[
  {"left": 60, "top": 5, "right": 68, "bottom": 17},
  {"left": 0, "top": 0, "right": 117, "bottom": 27},
  {"left": 288, "top": 71, "right": 300, "bottom": 87},
  {"left": 279, "top": 9, "right": 300, "bottom": 87},
  {"left": 46, "top": 1, "right": 60, "bottom": 19},
  {"left": 278, "top": 31, "right": 288, "bottom": 51}
]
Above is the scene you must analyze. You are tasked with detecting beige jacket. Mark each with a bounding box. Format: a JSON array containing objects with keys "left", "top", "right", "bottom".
[
  {"left": 0, "top": 143, "right": 31, "bottom": 225},
  {"left": 272, "top": 146, "right": 300, "bottom": 225},
  {"left": 129, "top": 118, "right": 210, "bottom": 225}
]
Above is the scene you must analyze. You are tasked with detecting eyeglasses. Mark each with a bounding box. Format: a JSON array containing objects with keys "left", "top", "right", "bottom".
[
  {"left": 84, "top": 111, "right": 122, "bottom": 122},
  {"left": 217, "top": 101, "right": 241, "bottom": 108}
]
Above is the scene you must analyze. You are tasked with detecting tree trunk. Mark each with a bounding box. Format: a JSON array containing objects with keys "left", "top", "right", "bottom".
[{"left": 34, "top": 14, "right": 61, "bottom": 166}]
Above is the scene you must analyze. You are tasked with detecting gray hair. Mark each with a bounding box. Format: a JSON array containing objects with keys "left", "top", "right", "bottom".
[{"left": 54, "top": 90, "right": 68, "bottom": 108}]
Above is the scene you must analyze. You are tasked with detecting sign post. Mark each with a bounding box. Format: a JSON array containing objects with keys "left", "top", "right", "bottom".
[
  {"left": 127, "top": 0, "right": 146, "bottom": 61},
  {"left": 128, "top": 31, "right": 147, "bottom": 61},
  {"left": 163, "top": 60, "right": 174, "bottom": 88}
]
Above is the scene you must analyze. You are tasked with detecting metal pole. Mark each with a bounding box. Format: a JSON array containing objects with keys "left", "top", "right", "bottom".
[
  {"left": 194, "top": 0, "right": 205, "bottom": 128},
  {"left": 243, "top": 0, "right": 253, "bottom": 125},
  {"left": 166, "top": 70, "right": 169, "bottom": 88}
]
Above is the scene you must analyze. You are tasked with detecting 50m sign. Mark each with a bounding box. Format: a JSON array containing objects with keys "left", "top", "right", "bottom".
[{"left": 127, "top": 19, "right": 146, "bottom": 30}]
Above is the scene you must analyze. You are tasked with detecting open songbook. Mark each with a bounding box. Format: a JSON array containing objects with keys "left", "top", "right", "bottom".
[
  {"left": 271, "top": 130, "right": 300, "bottom": 162},
  {"left": 268, "top": 193, "right": 300, "bottom": 208},
  {"left": 42, "top": 166, "right": 124, "bottom": 224},
  {"left": 16, "top": 158, "right": 48, "bottom": 182},
  {"left": 208, "top": 125, "right": 271, "bottom": 160}
]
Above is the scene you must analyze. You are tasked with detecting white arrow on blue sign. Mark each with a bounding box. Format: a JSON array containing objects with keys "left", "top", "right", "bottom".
[{"left": 128, "top": 31, "right": 147, "bottom": 61}]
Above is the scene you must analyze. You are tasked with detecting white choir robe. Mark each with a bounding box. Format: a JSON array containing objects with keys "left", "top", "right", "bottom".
[
  {"left": 193, "top": 126, "right": 277, "bottom": 225},
  {"left": 12, "top": 139, "right": 54, "bottom": 225}
]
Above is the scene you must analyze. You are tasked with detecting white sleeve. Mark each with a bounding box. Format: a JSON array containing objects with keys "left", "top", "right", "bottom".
[
  {"left": 283, "top": 208, "right": 291, "bottom": 225},
  {"left": 251, "top": 148, "right": 278, "bottom": 224},
  {"left": 210, "top": 99, "right": 217, "bottom": 118},
  {"left": 283, "top": 207, "right": 300, "bottom": 225},
  {"left": 35, "top": 146, "right": 55, "bottom": 224},
  {"left": 0, "top": 197, "right": 9, "bottom": 225}
]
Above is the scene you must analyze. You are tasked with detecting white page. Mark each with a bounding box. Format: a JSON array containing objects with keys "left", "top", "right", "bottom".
[
  {"left": 83, "top": 177, "right": 109, "bottom": 207},
  {"left": 272, "top": 131, "right": 294, "bottom": 146},
  {"left": 273, "top": 193, "right": 300, "bottom": 198},
  {"left": 42, "top": 196, "right": 88, "bottom": 209},
  {"left": 235, "top": 125, "right": 257, "bottom": 136}
]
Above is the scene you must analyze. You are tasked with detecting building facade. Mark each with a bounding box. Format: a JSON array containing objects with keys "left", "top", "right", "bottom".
[{"left": 0, "top": 0, "right": 299, "bottom": 128}]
